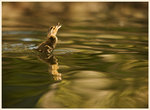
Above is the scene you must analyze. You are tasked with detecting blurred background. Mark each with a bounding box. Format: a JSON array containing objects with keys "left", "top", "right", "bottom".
[
  {"left": 2, "top": 2, "right": 148, "bottom": 108},
  {"left": 2, "top": 2, "right": 148, "bottom": 31}
]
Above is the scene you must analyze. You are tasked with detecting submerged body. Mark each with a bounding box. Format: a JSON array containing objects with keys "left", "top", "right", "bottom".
[{"left": 37, "top": 23, "right": 61, "bottom": 54}]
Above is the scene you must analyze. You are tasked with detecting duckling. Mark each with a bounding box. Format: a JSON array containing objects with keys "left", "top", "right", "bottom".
[{"left": 37, "top": 23, "right": 61, "bottom": 54}]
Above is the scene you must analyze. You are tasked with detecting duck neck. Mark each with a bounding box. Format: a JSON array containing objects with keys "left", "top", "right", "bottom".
[{"left": 48, "top": 35, "right": 58, "bottom": 42}]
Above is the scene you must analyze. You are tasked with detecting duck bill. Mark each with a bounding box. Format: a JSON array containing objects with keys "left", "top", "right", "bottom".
[{"left": 56, "top": 23, "right": 62, "bottom": 29}]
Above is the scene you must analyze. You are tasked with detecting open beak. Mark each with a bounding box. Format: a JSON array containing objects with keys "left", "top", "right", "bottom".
[{"left": 56, "top": 23, "right": 62, "bottom": 29}]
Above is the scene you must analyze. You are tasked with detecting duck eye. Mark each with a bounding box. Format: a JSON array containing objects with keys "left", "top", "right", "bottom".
[
  {"left": 48, "top": 27, "right": 53, "bottom": 32},
  {"left": 50, "top": 27, "right": 53, "bottom": 30}
]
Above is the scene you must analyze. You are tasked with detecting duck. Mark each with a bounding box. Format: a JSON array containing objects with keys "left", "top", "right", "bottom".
[{"left": 37, "top": 23, "right": 61, "bottom": 54}]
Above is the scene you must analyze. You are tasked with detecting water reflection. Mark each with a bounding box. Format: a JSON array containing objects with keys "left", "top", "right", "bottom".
[
  {"left": 37, "top": 53, "right": 62, "bottom": 81},
  {"left": 37, "top": 69, "right": 148, "bottom": 108}
]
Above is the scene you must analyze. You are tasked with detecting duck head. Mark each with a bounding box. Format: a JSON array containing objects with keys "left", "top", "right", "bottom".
[{"left": 47, "top": 23, "right": 61, "bottom": 38}]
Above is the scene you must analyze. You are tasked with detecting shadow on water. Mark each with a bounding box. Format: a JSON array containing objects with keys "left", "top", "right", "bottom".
[{"left": 2, "top": 2, "right": 148, "bottom": 108}]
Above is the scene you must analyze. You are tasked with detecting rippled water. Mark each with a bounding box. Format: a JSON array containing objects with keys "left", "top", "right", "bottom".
[{"left": 2, "top": 2, "right": 148, "bottom": 108}]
